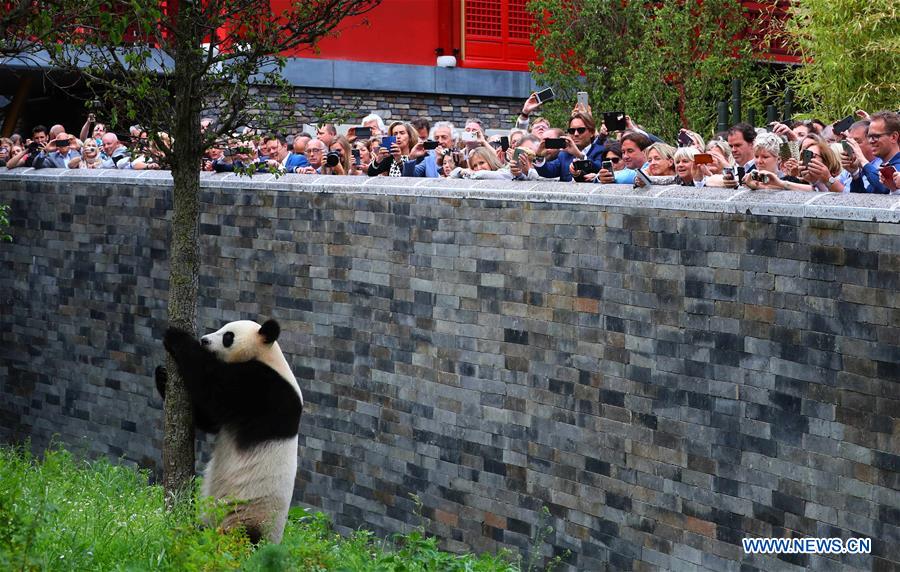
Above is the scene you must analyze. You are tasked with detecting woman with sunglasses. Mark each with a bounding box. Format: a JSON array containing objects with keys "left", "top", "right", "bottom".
[{"left": 534, "top": 111, "right": 604, "bottom": 182}]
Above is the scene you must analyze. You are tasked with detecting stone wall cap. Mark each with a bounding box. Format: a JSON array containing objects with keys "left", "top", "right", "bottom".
[{"left": 2, "top": 169, "right": 899, "bottom": 222}]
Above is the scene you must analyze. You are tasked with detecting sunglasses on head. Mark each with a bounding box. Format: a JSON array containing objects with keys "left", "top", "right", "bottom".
[{"left": 567, "top": 127, "right": 588, "bottom": 135}]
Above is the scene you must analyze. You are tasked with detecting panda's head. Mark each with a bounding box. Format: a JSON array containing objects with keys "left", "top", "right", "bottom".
[{"left": 200, "top": 319, "right": 282, "bottom": 366}]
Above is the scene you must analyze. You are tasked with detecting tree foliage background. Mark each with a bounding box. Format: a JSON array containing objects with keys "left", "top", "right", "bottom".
[
  {"left": 527, "top": 0, "right": 754, "bottom": 139},
  {"left": 783, "top": 0, "right": 899, "bottom": 120}
]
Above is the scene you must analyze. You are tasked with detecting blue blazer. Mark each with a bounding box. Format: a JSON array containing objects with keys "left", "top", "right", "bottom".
[
  {"left": 402, "top": 151, "right": 440, "bottom": 178},
  {"left": 536, "top": 139, "right": 606, "bottom": 182}
]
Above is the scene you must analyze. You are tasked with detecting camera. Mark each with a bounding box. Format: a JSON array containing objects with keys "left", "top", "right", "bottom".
[
  {"left": 750, "top": 171, "right": 769, "bottom": 184},
  {"left": 325, "top": 151, "right": 341, "bottom": 168},
  {"left": 572, "top": 159, "right": 597, "bottom": 174}
]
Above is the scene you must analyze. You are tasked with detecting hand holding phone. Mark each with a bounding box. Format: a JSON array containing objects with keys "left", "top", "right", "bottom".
[
  {"left": 801, "top": 148, "right": 814, "bottom": 167},
  {"left": 677, "top": 131, "right": 692, "bottom": 147},
  {"left": 694, "top": 153, "right": 714, "bottom": 165},
  {"left": 833, "top": 115, "right": 854, "bottom": 134},
  {"left": 881, "top": 165, "right": 898, "bottom": 191},
  {"left": 535, "top": 87, "right": 555, "bottom": 105},
  {"left": 603, "top": 112, "right": 627, "bottom": 132}
]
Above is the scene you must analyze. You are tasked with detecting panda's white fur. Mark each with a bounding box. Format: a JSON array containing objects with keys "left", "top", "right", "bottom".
[
  {"left": 160, "top": 319, "right": 304, "bottom": 544},
  {"left": 199, "top": 320, "right": 302, "bottom": 544}
]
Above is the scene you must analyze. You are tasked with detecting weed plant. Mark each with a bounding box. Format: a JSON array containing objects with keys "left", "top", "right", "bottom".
[{"left": 0, "top": 445, "right": 526, "bottom": 571}]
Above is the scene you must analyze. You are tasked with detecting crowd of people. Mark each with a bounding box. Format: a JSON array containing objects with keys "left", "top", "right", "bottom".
[{"left": 3, "top": 95, "right": 899, "bottom": 194}]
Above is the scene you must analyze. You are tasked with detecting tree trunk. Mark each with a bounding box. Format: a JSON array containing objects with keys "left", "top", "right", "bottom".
[{"left": 163, "top": 5, "right": 204, "bottom": 501}]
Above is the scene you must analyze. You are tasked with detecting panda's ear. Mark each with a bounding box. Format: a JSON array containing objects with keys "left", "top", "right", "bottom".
[{"left": 258, "top": 320, "right": 280, "bottom": 344}]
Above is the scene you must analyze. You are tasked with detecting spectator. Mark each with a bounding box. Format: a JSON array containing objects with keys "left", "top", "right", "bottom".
[
  {"left": 798, "top": 134, "right": 844, "bottom": 192},
  {"left": 742, "top": 132, "right": 809, "bottom": 191},
  {"left": 646, "top": 142, "right": 676, "bottom": 176},
  {"left": 509, "top": 129, "right": 526, "bottom": 151},
  {"left": 846, "top": 111, "right": 900, "bottom": 194},
  {"left": 448, "top": 146, "right": 507, "bottom": 179},
  {"left": 297, "top": 138, "right": 327, "bottom": 174},
  {"left": 325, "top": 136, "right": 352, "bottom": 176},
  {"left": 673, "top": 146, "right": 698, "bottom": 186},
  {"left": 262, "top": 135, "right": 290, "bottom": 171},
  {"left": 528, "top": 117, "right": 552, "bottom": 140},
  {"left": 839, "top": 121, "right": 875, "bottom": 191},
  {"left": 352, "top": 139, "right": 371, "bottom": 171},
  {"left": 361, "top": 113, "right": 386, "bottom": 138},
  {"left": 792, "top": 120, "right": 812, "bottom": 140},
  {"left": 33, "top": 132, "right": 80, "bottom": 169},
  {"left": 369, "top": 121, "right": 418, "bottom": 177},
  {"left": 286, "top": 133, "right": 311, "bottom": 172},
  {"left": 705, "top": 139, "right": 735, "bottom": 175},
  {"left": 48, "top": 124, "right": 66, "bottom": 140},
  {"left": 316, "top": 124, "right": 337, "bottom": 148},
  {"left": 438, "top": 151, "right": 458, "bottom": 177},
  {"left": 430, "top": 121, "right": 455, "bottom": 155},
  {"left": 68, "top": 138, "right": 103, "bottom": 169},
  {"left": 411, "top": 118, "right": 431, "bottom": 141},
  {"left": 100, "top": 133, "right": 131, "bottom": 169},
  {"left": 598, "top": 131, "right": 650, "bottom": 184},
  {"left": 0, "top": 138, "right": 12, "bottom": 167},
  {"left": 132, "top": 133, "right": 171, "bottom": 171},
  {"left": 726, "top": 122, "right": 757, "bottom": 173},
  {"left": 80, "top": 113, "right": 105, "bottom": 145},
  {"left": 536, "top": 111, "right": 604, "bottom": 182},
  {"left": 508, "top": 134, "right": 542, "bottom": 181},
  {"left": 464, "top": 118, "right": 485, "bottom": 139},
  {"left": 6, "top": 124, "right": 49, "bottom": 169},
  {"left": 213, "top": 140, "right": 266, "bottom": 173}
]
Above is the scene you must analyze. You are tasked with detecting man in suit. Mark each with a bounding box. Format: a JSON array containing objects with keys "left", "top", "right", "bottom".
[{"left": 534, "top": 112, "right": 605, "bottom": 182}]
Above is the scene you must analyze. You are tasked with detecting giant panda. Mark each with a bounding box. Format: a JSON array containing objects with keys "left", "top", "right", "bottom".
[{"left": 155, "top": 319, "right": 303, "bottom": 544}]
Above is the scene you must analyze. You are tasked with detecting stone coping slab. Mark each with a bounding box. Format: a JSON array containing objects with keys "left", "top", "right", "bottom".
[{"left": 3, "top": 168, "right": 899, "bottom": 223}]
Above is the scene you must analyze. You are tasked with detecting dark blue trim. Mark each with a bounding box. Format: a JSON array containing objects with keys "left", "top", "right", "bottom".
[{"left": 282, "top": 57, "right": 538, "bottom": 99}]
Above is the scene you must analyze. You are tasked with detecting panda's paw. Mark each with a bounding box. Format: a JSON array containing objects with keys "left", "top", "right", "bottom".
[
  {"left": 163, "top": 327, "right": 195, "bottom": 355},
  {"left": 154, "top": 366, "right": 167, "bottom": 399}
]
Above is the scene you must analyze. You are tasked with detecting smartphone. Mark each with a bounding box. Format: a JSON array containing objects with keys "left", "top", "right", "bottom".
[
  {"left": 576, "top": 91, "right": 589, "bottom": 108},
  {"left": 535, "top": 87, "right": 555, "bottom": 104},
  {"left": 351, "top": 148, "right": 361, "bottom": 165},
  {"left": 500, "top": 136, "right": 509, "bottom": 151},
  {"left": 353, "top": 126, "right": 372, "bottom": 140},
  {"left": 832, "top": 115, "right": 854, "bottom": 134},
  {"left": 512, "top": 148, "right": 525, "bottom": 162},
  {"left": 694, "top": 153, "right": 714, "bottom": 165},
  {"left": 751, "top": 171, "right": 770, "bottom": 184},
  {"left": 779, "top": 142, "right": 792, "bottom": 161},
  {"left": 381, "top": 136, "right": 397, "bottom": 149},
  {"left": 572, "top": 159, "right": 594, "bottom": 173},
  {"left": 723, "top": 167, "right": 735, "bottom": 180},
  {"left": 801, "top": 148, "right": 814, "bottom": 166},
  {"left": 677, "top": 131, "right": 692, "bottom": 147},
  {"left": 634, "top": 168, "right": 653, "bottom": 187},
  {"left": 881, "top": 165, "right": 897, "bottom": 190},
  {"left": 461, "top": 131, "right": 478, "bottom": 143},
  {"left": 544, "top": 138, "right": 567, "bottom": 150},
  {"left": 602, "top": 160, "right": 614, "bottom": 172},
  {"left": 423, "top": 140, "right": 439, "bottom": 150},
  {"left": 603, "top": 112, "right": 627, "bottom": 132},
  {"left": 841, "top": 140, "right": 855, "bottom": 157}
]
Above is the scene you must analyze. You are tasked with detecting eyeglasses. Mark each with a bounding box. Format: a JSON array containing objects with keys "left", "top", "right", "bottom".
[
  {"left": 867, "top": 132, "right": 890, "bottom": 141},
  {"left": 567, "top": 127, "right": 588, "bottom": 135}
]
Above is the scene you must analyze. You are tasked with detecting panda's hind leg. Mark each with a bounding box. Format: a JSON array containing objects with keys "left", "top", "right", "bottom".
[{"left": 219, "top": 499, "right": 279, "bottom": 544}]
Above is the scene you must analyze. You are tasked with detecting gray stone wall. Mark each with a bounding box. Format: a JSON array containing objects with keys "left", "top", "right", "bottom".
[
  {"left": 253, "top": 85, "right": 523, "bottom": 133},
  {"left": 2, "top": 170, "right": 899, "bottom": 571}
]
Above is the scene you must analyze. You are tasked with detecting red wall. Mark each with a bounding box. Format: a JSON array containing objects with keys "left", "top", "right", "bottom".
[{"left": 278, "top": 0, "right": 452, "bottom": 66}]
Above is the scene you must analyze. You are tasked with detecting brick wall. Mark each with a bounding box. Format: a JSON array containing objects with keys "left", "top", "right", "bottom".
[
  {"left": 2, "top": 171, "right": 900, "bottom": 571},
  {"left": 253, "top": 85, "right": 523, "bottom": 132}
]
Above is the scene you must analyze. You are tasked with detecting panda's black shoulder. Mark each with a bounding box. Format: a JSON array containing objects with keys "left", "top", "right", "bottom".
[{"left": 217, "top": 359, "right": 303, "bottom": 449}]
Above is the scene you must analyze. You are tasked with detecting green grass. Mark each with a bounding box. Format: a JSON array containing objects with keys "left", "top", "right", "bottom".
[{"left": 0, "top": 445, "right": 526, "bottom": 571}]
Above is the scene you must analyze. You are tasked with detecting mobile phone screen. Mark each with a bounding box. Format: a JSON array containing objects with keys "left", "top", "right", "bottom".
[
  {"left": 545, "top": 138, "right": 566, "bottom": 150},
  {"left": 535, "top": 87, "right": 555, "bottom": 104}
]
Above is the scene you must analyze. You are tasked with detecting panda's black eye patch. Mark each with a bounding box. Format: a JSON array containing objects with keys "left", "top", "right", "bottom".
[{"left": 223, "top": 332, "right": 235, "bottom": 348}]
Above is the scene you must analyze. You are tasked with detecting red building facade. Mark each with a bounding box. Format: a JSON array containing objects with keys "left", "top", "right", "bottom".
[{"left": 280, "top": 0, "right": 795, "bottom": 73}]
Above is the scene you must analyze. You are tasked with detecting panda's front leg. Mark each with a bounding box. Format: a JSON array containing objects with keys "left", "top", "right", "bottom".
[{"left": 163, "top": 327, "right": 220, "bottom": 390}]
